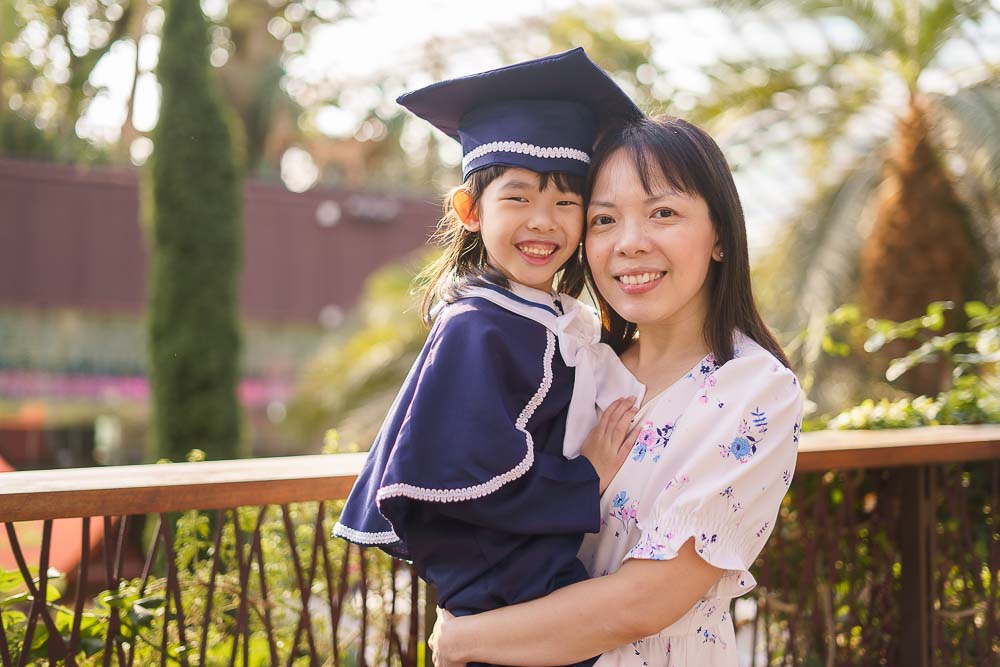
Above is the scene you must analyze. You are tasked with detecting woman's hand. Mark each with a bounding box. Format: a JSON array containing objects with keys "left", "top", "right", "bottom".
[
  {"left": 429, "top": 607, "right": 466, "bottom": 667},
  {"left": 581, "top": 397, "right": 640, "bottom": 494}
]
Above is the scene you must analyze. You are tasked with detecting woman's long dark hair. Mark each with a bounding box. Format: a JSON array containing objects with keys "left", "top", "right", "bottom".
[
  {"left": 417, "top": 165, "right": 587, "bottom": 325},
  {"left": 583, "top": 115, "right": 790, "bottom": 368}
]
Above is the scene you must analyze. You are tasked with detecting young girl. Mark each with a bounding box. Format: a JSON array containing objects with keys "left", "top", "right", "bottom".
[{"left": 333, "top": 49, "right": 645, "bottom": 667}]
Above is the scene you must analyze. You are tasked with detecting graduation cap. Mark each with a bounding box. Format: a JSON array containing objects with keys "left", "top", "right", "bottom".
[{"left": 397, "top": 47, "right": 643, "bottom": 179}]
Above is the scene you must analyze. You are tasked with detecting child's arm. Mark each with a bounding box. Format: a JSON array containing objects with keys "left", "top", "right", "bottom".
[
  {"left": 378, "top": 306, "right": 633, "bottom": 536},
  {"left": 430, "top": 539, "right": 724, "bottom": 666},
  {"left": 432, "top": 397, "right": 636, "bottom": 534}
]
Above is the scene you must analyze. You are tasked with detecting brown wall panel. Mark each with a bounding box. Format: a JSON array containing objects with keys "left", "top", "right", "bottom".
[{"left": 0, "top": 159, "right": 438, "bottom": 324}]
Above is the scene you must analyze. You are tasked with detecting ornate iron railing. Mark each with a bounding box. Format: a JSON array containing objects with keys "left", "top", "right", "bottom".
[
  {"left": 1, "top": 426, "right": 999, "bottom": 666},
  {"left": 0, "top": 454, "right": 428, "bottom": 666},
  {"left": 756, "top": 425, "right": 1000, "bottom": 667}
]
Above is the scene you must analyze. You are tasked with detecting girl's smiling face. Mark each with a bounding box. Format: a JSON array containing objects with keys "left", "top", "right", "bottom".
[
  {"left": 463, "top": 168, "right": 584, "bottom": 292},
  {"left": 585, "top": 148, "right": 721, "bottom": 328}
]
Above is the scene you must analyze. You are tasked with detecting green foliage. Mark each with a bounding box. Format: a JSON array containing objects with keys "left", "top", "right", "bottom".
[
  {"left": 0, "top": 111, "right": 55, "bottom": 159},
  {"left": 0, "top": 0, "right": 344, "bottom": 169},
  {"left": 761, "top": 457, "right": 998, "bottom": 664},
  {"left": 0, "top": 502, "right": 415, "bottom": 665},
  {"left": 0, "top": 0, "right": 133, "bottom": 153},
  {"left": 286, "top": 254, "right": 432, "bottom": 449},
  {"left": 148, "top": 0, "right": 244, "bottom": 461},
  {"left": 808, "top": 301, "right": 1000, "bottom": 430}
]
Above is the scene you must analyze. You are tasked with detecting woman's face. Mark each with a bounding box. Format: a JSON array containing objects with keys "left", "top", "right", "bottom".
[{"left": 585, "top": 148, "right": 720, "bottom": 329}]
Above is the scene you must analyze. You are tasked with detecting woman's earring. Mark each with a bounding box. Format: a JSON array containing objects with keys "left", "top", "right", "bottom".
[{"left": 718, "top": 250, "right": 725, "bottom": 261}]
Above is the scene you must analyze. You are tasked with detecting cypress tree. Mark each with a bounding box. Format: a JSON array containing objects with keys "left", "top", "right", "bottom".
[{"left": 148, "top": 0, "right": 243, "bottom": 461}]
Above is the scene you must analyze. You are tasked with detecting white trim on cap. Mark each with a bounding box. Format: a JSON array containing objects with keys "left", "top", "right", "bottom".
[{"left": 462, "top": 141, "right": 590, "bottom": 171}]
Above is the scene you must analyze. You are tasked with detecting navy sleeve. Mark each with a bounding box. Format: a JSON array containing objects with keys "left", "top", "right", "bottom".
[
  {"left": 376, "top": 301, "right": 600, "bottom": 537},
  {"left": 435, "top": 449, "right": 601, "bottom": 535}
]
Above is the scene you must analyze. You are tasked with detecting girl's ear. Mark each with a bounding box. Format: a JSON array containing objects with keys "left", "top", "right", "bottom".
[{"left": 452, "top": 189, "right": 480, "bottom": 231}]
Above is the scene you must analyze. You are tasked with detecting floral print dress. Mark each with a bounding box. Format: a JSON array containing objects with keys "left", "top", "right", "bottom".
[{"left": 579, "top": 333, "right": 803, "bottom": 666}]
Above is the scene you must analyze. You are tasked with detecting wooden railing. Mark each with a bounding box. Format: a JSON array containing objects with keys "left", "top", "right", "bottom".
[{"left": 2, "top": 425, "right": 999, "bottom": 666}]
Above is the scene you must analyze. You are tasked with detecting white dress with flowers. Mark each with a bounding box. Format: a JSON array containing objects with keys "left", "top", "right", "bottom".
[{"left": 579, "top": 333, "right": 803, "bottom": 666}]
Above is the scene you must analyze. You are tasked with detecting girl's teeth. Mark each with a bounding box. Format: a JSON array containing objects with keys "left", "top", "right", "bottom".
[
  {"left": 619, "top": 272, "right": 664, "bottom": 286},
  {"left": 519, "top": 245, "right": 555, "bottom": 257}
]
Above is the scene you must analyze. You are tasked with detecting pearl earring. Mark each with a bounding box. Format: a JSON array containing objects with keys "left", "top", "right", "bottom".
[{"left": 718, "top": 250, "right": 725, "bottom": 261}]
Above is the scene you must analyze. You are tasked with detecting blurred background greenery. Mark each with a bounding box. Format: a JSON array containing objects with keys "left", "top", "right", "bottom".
[{"left": 1, "top": 0, "right": 997, "bottom": 464}]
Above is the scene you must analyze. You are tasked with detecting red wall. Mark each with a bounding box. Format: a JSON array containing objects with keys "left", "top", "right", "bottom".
[{"left": 0, "top": 158, "right": 438, "bottom": 323}]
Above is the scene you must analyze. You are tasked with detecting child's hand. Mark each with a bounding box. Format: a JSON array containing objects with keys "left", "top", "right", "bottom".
[{"left": 581, "top": 397, "right": 640, "bottom": 494}]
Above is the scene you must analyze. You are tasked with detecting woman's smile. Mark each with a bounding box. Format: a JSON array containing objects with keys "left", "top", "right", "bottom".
[{"left": 613, "top": 270, "right": 668, "bottom": 294}]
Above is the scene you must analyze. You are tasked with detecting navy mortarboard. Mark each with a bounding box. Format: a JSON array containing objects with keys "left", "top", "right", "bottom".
[{"left": 397, "top": 47, "right": 643, "bottom": 179}]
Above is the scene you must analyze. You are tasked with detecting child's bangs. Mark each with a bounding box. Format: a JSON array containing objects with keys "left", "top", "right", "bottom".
[
  {"left": 538, "top": 171, "right": 586, "bottom": 196},
  {"left": 468, "top": 167, "right": 584, "bottom": 197}
]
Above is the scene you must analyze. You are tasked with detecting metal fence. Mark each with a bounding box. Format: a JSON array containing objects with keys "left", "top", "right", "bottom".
[{"left": 2, "top": 426, "right": 999, "bottom": 666}]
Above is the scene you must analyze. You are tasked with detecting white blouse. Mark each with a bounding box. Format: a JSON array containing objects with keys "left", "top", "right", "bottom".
[{"left": 580, "top": 333, "right": 803, "bottom": 666}]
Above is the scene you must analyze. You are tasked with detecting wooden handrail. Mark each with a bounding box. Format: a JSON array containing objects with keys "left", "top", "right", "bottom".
[
  {"left": 0, "top": 453, "right": 367, "bottom": 522},
  {"left": 2, "top": 425, "right": 999, "bottom": 522},
  {"left": 796, "top": 424, "right": 1000, "bottom": 472}
]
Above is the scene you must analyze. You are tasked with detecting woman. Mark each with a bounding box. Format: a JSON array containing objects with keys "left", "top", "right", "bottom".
[{"left": 429, "top": 115, "right": 804, "bottom": 666}]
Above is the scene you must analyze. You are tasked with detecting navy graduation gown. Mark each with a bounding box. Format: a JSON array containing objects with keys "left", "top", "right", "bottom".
[{"left": 334, "top": 286, "right": 601, "bottom": 667}]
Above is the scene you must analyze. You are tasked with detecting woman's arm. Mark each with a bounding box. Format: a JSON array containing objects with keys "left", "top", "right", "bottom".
[{"left": 431, "top": 538, "right": 725, "bottom": 667}]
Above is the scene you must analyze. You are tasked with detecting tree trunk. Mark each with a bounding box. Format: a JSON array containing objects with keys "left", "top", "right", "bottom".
[{"left": 859, "top": 96, "right": 973, "bottom": 395}]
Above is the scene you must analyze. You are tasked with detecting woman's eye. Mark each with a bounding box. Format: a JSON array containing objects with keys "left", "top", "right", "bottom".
[
  {"left": 652, "top": 208, "right": 675, "bottom": 219},
  {"left": 590, "top": 214, "right": 614, "bottom": 227}
]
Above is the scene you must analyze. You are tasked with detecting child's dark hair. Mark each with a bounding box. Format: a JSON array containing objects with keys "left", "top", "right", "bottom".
[
  {"left": 417, "top": 165, "right": 587, "bottom": 325},
  {"left": 583, "top": 115, "right": 791, "bottom": 368}
]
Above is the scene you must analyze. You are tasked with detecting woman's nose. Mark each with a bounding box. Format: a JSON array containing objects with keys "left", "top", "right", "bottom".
[{"left": 614, "top": 219, "right": 650, "bottom": 255}]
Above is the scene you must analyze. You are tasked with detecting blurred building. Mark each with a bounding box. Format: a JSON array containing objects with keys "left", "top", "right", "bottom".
[{"left": 0, "top": 157, "right": 438, "bottom": 462}]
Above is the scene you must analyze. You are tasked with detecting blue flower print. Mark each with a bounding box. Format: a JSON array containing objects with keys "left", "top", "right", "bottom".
[
  {"left": 612, "top": 490, "right": 627, "bottom": 509},
  {"left": 609, "top": 491, "right": 638, "bottom": 535},
  {"left": 696, "top": 533, "right": 718, "bottom": 558},
  {"left": 718, "top": 407, "right": 769, "bottom": 463},
  {"left": 628, "top": 533, "right": 669, "bottom": 561},
  {"left": 631, "top": 420, "right": 675, "bottom": 463},
  {"left": 695, "top": 625, "right": 728, "bottom": 649},
  {"left": 631, "top": 442, "right": 647, "bottom": 462},
  {"left": 729, "top": 437, "right": 751, "bottom": 459},
  {"left": 720, "top": 485, "right": 743, "bottom": 513}
]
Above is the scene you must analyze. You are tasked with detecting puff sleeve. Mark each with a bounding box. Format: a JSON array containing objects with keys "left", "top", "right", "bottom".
[{"left": 623, "top": 349, "right": 803, "bottom": 594}]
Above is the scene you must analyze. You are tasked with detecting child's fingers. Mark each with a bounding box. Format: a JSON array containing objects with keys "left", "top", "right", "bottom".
[
  {"left": 609, "top": 406, "right": 638, "bottom": 451},
  {"left": 597, "top": 398, "right": 629, "bottom": 438},
  {"left": 619, "top": 423, "right": 643, "bottom": 456}
]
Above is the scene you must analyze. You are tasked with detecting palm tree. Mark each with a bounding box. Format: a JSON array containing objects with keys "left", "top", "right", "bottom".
[{"left": 688, "top": 1, "right": 998, "bottom": 400}]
